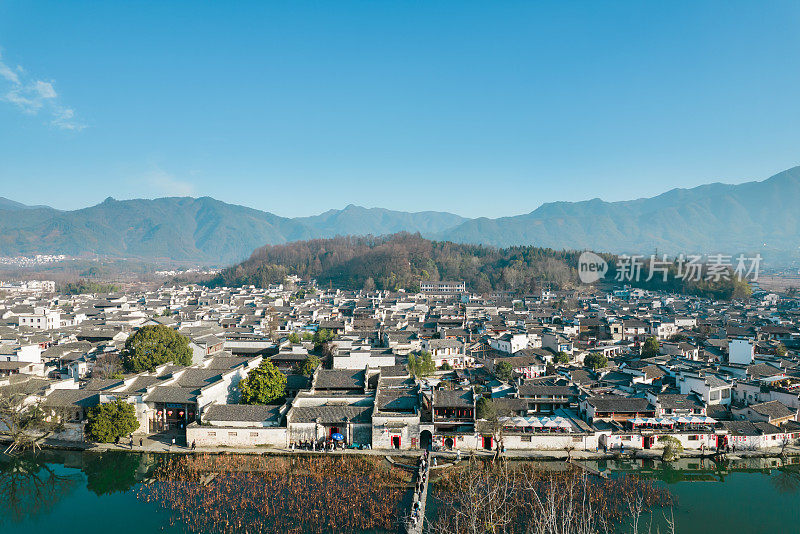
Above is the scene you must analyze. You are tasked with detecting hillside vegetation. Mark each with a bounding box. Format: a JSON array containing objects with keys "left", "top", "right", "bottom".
[
  {"left": 209, "top": 233, "right": 581, "bottom": 292},
  {"left": 208, "top": 234, "right": 751, "bottom": 299}
]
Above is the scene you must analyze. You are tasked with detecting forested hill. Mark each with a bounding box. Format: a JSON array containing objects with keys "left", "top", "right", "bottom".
[
  {"left": 207, "top": 234, "right": 753, "bottom": 299},
  {"left": 208, "top": 234, "right": 584, "bottom": 292}
]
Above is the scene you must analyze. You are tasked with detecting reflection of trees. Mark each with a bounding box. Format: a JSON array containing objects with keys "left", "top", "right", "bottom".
[
  {"left": 770, "top": 467, "right": 800, "bottom": 495},
  {"left": 83, "top": 451, "right": 142, "bottom": 496},
  {"left": 0, "top": 454, "right": 80, "bottom": 524}
]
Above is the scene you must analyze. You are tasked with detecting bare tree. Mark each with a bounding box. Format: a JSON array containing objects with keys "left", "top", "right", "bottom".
[
  {"left": 93, "top": 353, "right": 122, "bottom": 379},
  {"left": 0, "top": 388, "right": 56, "bottom": 453},
  {"left": 427, "top": 460, "right": 674, "bottom": 534}
]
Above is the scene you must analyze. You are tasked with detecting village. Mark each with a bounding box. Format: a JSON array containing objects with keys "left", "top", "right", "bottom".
[{"left": 1, "top": 276, "right": 800, "bottom": 459}]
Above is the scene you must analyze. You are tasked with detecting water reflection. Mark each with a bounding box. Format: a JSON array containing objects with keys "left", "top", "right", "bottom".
[
  {"left": 769, "top": 468, "right": 800, "bottom": 494},
  {"left": 83, "top": 451, "right": 144, "bottom": 496},
  {"left": 0, "top": 453, "right": 81, "bottom": 524}
]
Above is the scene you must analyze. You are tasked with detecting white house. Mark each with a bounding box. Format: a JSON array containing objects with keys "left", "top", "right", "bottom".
[{"left": 729, "top": 338, "right": 755, "bottom": 365}]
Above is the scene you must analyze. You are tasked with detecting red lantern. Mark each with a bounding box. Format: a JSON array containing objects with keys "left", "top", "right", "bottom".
[
  {"left": 179, "top": 411, "right": 184, "bottom": 417},
  {"left": 157, "top": 411, "right": 162, "bottom": 415},
  {"left": 167, "top": 410, "right": 173, "bottom": 416}
]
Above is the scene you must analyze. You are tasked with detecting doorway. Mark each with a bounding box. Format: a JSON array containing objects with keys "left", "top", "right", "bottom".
[
  {"left": 482, "top": 436, "right": 493, "bottom": 450},
  {"left": 391, "top": 435, "right": 401, "bottom": 449},
  {"left": 420, "top": 430, "right": 432, "bottom": 450}
]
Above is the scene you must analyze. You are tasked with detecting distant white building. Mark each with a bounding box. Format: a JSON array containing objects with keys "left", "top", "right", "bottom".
[
  {"left": 488, "top": 333, "right": 528, "bottom": 354},
  {"left": 729, "top": 338, "right": 755, "bottom": 365},
  {"left": 420, "top": 338, "right": 471, "bottom": 368},
  {"left": 419, "top": 280, "right": 466, "bottom": 295},
  {"left": 18, "top": 307, "right": 61, "bottom": 330}
]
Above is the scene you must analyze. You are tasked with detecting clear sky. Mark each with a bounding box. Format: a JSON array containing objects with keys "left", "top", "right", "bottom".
[{"left": 1, "top": 1, "right": 800, "bottom": 218}]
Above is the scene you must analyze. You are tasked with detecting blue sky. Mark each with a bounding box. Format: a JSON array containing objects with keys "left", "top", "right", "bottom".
[{"left": 1, "top": 1, "right": 800, "bottom": 217}]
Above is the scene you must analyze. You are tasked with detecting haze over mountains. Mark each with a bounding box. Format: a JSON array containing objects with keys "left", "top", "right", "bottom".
[{"left": 1, "top": 167, "right": 799, "bottom": 265}]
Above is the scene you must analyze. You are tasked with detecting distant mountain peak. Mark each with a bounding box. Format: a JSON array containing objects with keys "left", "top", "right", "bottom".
[
  {"left": 0, "top": 197, "right": 53, "bottom": 211},
  {"left": 1, "top": 166, "right": 798, "bottom": 265}
]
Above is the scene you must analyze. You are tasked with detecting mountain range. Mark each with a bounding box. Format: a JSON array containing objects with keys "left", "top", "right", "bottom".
[{"left": 2, "top": 166, "right": 799, "bottom": 265}]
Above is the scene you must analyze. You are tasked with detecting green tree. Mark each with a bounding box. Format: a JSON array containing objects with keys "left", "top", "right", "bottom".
[
  {"left": 120, "top": 325, "right": 192, "bottom": 373},
  {"left": 776, "top": 343, "right": 788, "bottom": 357},
  {"left": 641, "top": 337, "right": 660, "bottom": 358},
  {"left": 298, "top": 354, "right": 321, "bottom": 377},
  {"left": 408, "top": 351, "right": 436, "bottom": 377},
  {"left": 494, "top": 361, "right": 513, "bottom": 382},
  {"left": 584, "top": 353, "right": 608, "bottom": 369},
  {"left": 287, "top": 333, "right": 301, "bottom": 344},
  {"left": 440, "top": 362, "right": 453, "bottom": 371},
  {"left": 554, "top": 352, "right": 570, "bottom": 364},
  {"left": 239, "top": 360, "right": 287, "bottom": 405},
  {"left": 476, "top": 397, "right": 496, "bottom": 420},
  {"left": 85, "top": 400, "right": 139, "bottom": 443},
  {"left": 312, "top": 328, "right": 335, "bottom": 351}
]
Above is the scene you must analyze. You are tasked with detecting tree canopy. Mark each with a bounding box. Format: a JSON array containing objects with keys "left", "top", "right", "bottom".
[
  {"left": 476, "top": 397, "right": 497, "bottom": 421},
  {"left": 407, "top": 351, "right": 436, "bottom": 377},
  {"left": 641, "top": 337, "right": 660, "bottom": 358},
  {"left": 584, "top": 353, "right": 608, "bottom": 370},
  {"left": 239, "top": 360, "right": 287, "bottom": 405},
  {"left": 60, "top": 279, "right": 120, "bottom": 295},
  {"left": 554, "top": 352, "right": 570, "bottom": 364},
  {"left": 494, "top": 361, "right": 513, "bottom": 382},
  {"left": 312, "top": 328, "right": 335, "bottom": 351},
  {"left": 120, "top": 325, "right": 192, "bottom": 372},
  {"left": 85, "top": 400, "right": 139, "bottom": 443},
  {"left": 298, "top": 355, "right": 321, "bottom": 377},
  {"left": 287, "top": 332, "right": 301, "bottom": 344}
]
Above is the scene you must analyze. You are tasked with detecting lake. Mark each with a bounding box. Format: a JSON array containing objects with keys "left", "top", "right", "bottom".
[{"left": 1, "top": 450, "right": 799, "bottom": 534}]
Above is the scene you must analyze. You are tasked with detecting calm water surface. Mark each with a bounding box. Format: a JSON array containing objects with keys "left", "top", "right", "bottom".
[{"left": 2, "top": 451, "right": 799, "bottom": 534}]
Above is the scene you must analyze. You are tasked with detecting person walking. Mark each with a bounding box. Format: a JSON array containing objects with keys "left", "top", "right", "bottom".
[
  {"left": 139, "top": 437, "right": 143, "bottom": 447},
  {"left": 191, "top": 440, "right": 196, "bottom": 451}
]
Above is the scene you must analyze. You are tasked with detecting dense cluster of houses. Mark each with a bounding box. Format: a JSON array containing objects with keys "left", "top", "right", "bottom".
[{"left": 2, "top": 278, "right": 800, "bottom": 453}]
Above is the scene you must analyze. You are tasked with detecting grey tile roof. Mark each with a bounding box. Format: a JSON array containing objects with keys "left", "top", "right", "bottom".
[
  {"left": 376, "top": 388, "right": 418, "bottom": 412},
  {"left": 586, "top": 396, "right": 653, "bottom": 413},
  {"left": 657, "top": 394, "right": 704, "bottom": 411},
  {"left": 144, "top": 387, "right": 198, "bottom": 404},
  {"left": 289, "top": 405, "right": 372, "bottom": 424},
  {"left": 42, "top": 390, "right": 99, "bottom": 408},
  {"left": 433, "top": 388, "right": 473, "bottom": 408},
  {"left": 749, "top": 400, "right": 795, "bottom": 419},
  {"left": 313, "top": 369, "right": 365, "bottom": 390},
  {"left": 204, "top": 404, "right": 282, "bottom": 423}
]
